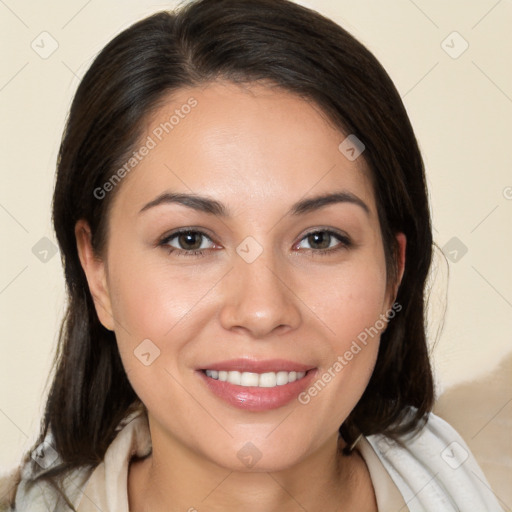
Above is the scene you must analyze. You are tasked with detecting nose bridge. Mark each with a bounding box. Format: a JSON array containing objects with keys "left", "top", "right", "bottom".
[{"left": 219, "top": 242, "right": 302, "bottom": 337}]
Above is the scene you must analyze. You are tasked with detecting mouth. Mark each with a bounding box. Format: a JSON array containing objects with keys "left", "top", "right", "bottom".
[{"left": 196, "top": 359, "right": 317, "bottom": 411}]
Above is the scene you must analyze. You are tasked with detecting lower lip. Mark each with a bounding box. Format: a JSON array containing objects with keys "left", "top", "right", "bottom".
[{"left": 197, "top": 370, "right": 317, "bottom": 412}]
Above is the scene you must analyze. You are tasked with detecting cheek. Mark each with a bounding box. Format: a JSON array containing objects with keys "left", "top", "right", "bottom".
[
  {"left": 104, "top": 246, "right": 225, "bottom": 399},
  {"left": 293, "top": 252, "right": 388, "bottom": 418},
  {"left": 105, "top": 255, "right": 194, "bottom": 413},
  {"left": 107, "top": 246, "right": 218, "bottom": 338},
  {"left": 300, "top": 253, "right": 388, "bottom": 349}
]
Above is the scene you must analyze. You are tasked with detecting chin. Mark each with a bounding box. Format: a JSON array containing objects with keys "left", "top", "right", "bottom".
[{"left": 197, "top": 430, "right": 320, "bottom": 475}]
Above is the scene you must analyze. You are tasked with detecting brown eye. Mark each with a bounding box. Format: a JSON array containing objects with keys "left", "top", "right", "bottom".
[
  {"left": 306, "top": 232, "right": 332, "bottom": 250},
  {"left": 296, "top": 230, "right": 352, "bottom": 254},
  {"left": 159, "top": 230, "right": 216, "bottom": 255},
  {"left": 176, "top": 232, "right": 203, "bottom": 250}
]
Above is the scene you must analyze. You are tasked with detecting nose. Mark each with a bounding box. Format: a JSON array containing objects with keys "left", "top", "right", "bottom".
[{"left": 218, "top": 248, "right": 302, "bottom": 339}]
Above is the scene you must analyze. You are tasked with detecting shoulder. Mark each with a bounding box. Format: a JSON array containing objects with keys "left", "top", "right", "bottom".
[
  {"left": 0, "top": 466, "right": 20, "bottom": 511},
  {"left": 0, "top": 463, "right": 90, "bottom": 512},
  {"left": 365, "top": 411, "right": 504, "bottom": 512},
  {"left": 5, "top": 409, "right": 150, "bottom": 512},
  {"left": 3, "top": 462, "right": 91, "bottom": 512},
  {"left": 2, "top": 426, "right": 89, "bottom": 511}
]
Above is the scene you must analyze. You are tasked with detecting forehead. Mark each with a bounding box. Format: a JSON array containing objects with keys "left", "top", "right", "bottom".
[{"left": 110, "top": 80, "right": 376, "bottom": 218}]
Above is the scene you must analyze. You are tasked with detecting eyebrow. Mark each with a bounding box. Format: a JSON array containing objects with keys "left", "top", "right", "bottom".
[{"left": 139, "top": 191, "right": 370, "bottom": 217}]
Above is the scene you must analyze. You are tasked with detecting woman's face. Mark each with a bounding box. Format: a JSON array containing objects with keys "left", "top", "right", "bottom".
[{"left": 79, "top": 80, "right": 405, "bottom": 471}]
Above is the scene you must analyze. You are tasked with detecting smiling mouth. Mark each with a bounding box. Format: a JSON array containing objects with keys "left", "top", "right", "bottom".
[
  {"left": 202, "top": 369, "right": 307, "bottom": 388},
  {"left": 197, "top": 363, "right": 317, "bottom": 411}
]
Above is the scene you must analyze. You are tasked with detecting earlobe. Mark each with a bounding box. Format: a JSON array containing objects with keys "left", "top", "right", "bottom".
[{"left": 75, "top": 220, "right": 115, "bottom": 331}]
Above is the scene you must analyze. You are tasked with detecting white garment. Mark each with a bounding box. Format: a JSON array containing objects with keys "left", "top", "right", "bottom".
[{"left": 1, "top": 410, "right": 504, "bottom": 511}]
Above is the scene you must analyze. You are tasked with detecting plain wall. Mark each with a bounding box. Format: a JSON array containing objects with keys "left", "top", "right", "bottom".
[{"left": 1, "top": 0, "right": 511, "bottom": 478}]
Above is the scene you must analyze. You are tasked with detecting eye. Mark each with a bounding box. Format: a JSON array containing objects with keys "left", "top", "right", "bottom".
[
  {"left": 295, "top": 230, "right": 352, "bottom": 254},
  {"left": 158, "top": 228, "right": 352, "bottom": 258},
  {"left": 159, "top": 229, "right": 216, "bottom": 256}
]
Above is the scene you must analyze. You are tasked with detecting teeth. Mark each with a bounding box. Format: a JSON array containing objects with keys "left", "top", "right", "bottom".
[
  {"left": 240, "top": 372, "right": 259, "bottom": 387},
  {"left": 259, "top": 372, "right": 277, "bottom": 387},
  {"left": 205, "top": 369, "right": 306, "bottom": 387},
  {"left": 276, "top": 371, "right": 289, "bottom": 385}
]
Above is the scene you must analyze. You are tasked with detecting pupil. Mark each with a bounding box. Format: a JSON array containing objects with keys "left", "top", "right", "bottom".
[
  {"left": 179, "top": 232, "right": 201, "bottom": 250},
  {"left": 309, "top": 232, "right": 330, "bottom": 249}
]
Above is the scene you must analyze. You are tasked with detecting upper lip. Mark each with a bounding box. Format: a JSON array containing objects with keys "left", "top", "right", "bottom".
[{"left": 198, "top": 358, "right": 315, "bottom": 373}]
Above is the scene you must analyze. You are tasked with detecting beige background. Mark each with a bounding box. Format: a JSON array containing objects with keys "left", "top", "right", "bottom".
[{"left": 1, "top": 0, "right": 511, "bottom": 507}]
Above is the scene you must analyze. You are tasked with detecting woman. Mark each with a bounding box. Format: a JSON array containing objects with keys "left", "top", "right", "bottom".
[{"left": 0, "top": 0, "right": 503, "bottom": 510}]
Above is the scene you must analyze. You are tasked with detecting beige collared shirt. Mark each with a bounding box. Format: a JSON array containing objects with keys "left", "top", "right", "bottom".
[{"left": 356, "top": 436, "right": 407, "bottom": 511}]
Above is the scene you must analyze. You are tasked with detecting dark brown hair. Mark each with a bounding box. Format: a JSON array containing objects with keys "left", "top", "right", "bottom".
[{"left": 17, "top": 0, "right": 434, "bottom": 507}]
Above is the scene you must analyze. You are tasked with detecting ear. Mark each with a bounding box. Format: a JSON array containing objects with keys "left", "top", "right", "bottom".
[
  {"left": 396, "top": 232, "right": 406, "bottom": 284},
  {"left": 75, "top": 219, "right": 115, "bottom": 331},
  {"left": 390, "top": 232, "right": 406, "bottom": 305}
]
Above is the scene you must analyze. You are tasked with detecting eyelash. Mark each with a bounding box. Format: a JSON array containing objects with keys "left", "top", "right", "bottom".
[{"left": 158, "top": 228, "right": 353, "bottom": 258}]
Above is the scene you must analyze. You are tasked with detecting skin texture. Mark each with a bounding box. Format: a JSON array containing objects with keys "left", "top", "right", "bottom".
[{"left": 76, "top": 80, "right": 406, "bottom": 511}]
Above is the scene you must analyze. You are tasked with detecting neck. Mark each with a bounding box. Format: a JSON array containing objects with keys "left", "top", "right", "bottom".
[{"left": 128, "top": 417, "right": 376, "bottom": 512}]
